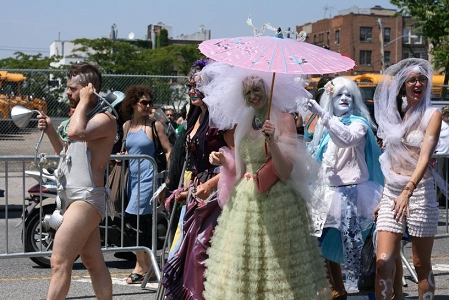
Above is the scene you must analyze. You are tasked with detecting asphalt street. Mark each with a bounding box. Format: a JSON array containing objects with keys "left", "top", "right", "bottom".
[{"left": 1, "top": 129, "right": 449, "bottom": 299}]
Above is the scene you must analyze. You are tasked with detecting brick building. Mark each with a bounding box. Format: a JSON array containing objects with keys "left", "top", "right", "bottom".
[{"left": 296, "top": 5, "right": 428, "bottom": 75}]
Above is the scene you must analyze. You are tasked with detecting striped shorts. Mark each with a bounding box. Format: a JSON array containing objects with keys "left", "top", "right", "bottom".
[{"left": 376, "top": 178, "right": 439, "bottom": 237}]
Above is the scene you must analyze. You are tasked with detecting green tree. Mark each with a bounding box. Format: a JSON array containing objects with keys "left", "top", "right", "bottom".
[
  {"left": 390, "top": 0, "right": 449, "bottom": 85},
  {"left": 174, "top": 44, "right": 208, "bottom": 75},
  {"left": 71, "top": 38, "right": 151, "bottom": 74},
  {"left": 0, "top": 52, "right": 60, "bottom": 69},
  {"left": 72, "top": 38, "right": 204, "bottom": 76},
  {"left": 157, "top": 29, "right": 170, "bottom": 48}
]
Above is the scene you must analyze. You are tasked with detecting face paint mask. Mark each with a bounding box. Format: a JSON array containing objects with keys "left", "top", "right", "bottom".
[
  {"left": 186, "top": 75, "right": 204, "bottom": 101},
  {"left": 332, "top": 87, "right": 353, "bottom": 117},
  {"left": 242, "top": 76, "right": 268, "bottom": 108}
]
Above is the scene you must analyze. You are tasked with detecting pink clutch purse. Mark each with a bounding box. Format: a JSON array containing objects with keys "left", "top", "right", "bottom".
[{"left": 253, "top": 157, "right": 279, "bottom": 194}]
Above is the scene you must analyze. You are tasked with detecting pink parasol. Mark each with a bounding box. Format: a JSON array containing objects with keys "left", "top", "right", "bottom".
[
  {"left": 198, "top": 33, "right": 355, "bottom": 118},
  {"left": 198, "top": 35, "right": 355, "bottom": 75}
]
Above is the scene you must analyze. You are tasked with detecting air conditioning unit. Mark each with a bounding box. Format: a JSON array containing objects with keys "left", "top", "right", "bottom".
[{"left": 367, "top": 38, "right": 372, "bottom": 42}]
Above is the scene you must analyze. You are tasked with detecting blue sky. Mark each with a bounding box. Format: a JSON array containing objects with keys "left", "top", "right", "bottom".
[{"left": 1, "top": 0, "right": 395, "bottom": 59}]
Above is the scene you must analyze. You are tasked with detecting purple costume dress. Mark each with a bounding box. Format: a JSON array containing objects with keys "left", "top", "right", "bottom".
[{"left": 162, "top": 121, "right": 226, "bottom": 300}]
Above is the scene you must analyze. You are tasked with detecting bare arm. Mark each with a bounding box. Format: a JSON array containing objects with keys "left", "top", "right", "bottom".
[
  {"left": 68, "top": 83, "right": 113, "bottom": 142},
  {"left": 394, "top": 110, "right": 442, "bottom": 220},
  {"left": 37, "top": 112, "right": 64, "bottom": 154},
  {"left": 197, "top": 127, "right": 236, "bottom": 200},
  {"left": 326, "top": 120, "right": 367, "bottom": 148}
]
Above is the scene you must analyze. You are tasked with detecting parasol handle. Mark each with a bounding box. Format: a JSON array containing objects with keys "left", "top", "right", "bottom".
[{"left": 267, "top": 72, "right": 276, "bottom": 120}]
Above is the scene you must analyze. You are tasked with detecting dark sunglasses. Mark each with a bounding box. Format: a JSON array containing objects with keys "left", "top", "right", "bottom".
[{"left": 138, "top": 100, "right": 153, "bottom": 107}]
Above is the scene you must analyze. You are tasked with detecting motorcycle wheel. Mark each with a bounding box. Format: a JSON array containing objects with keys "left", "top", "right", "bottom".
[{"left": 23, "top": 204, "right": 55, "bottom": 268}]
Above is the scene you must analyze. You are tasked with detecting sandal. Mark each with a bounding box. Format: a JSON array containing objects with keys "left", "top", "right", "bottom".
[
  {"left": 126, "top": 272, "right": 146, "bottom": 284},
  {"left": 125, "top": 271, "right": 157, "bottom": 284},
  {"left": 332, "top": 290, "right": 348, "bottom": 300}
]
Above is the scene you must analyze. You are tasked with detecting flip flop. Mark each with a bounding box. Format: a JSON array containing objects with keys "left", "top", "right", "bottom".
[{"left": 126, "top": 272, "right": 146, "bottom": 284}]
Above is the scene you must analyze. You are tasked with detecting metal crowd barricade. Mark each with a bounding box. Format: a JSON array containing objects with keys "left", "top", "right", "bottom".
[{"left": 0, "top": 154, "right": 166, "bottom": 289}]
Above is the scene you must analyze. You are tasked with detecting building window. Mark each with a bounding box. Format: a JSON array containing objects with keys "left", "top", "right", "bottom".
[
  {"left": 384, "top": 28, "right": 391, "bottom": 43},
  {"left": 403, "top": 52, "right": 422, "bottom": 60},
  {"left": 360, "top": 27, "right": 372, "bottom": 42},
  {"left": 335, "top": 30, "right": 340, "bottom": 45},
  {"left": 384, "top": 51, "right": 391, "bottom": 65},
  {"left": 314, "top": 34, "right": 317, "bottom": 44},
  {"left": 412, "top": 35, "right": 422, "bottom": 44},
  {"left": 360, "top": 50, "right": 372, "bottom": 66},
  {"left": 327, "top": 32, "right": 330, "bottom": 47}
]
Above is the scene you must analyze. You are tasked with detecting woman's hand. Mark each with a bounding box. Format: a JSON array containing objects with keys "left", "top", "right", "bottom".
[
  {"left": 195, "top": 182, "right": 212, "bottom": 200},
  {"left": 209, "top": 151, "right": 225, "bottom": 166},
  {"left": 392, "top": 192, "right": 410, "bottom": 222},
  {"left": 307, "top": 99, "right": 326, "bottom": 118},
  {"left": 261, "top": 120, "right": 275, "bottom": 140},
  {"left": 115, "top": 151, "right": 125, "bottom": 163},
  {"left": 175, "top": 190, "right": 188, "bottom": 203}
]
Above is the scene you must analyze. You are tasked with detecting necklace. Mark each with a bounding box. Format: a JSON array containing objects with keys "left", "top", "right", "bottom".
[{"left": 252, "top": 116, "right": 265, "bottom": 130}]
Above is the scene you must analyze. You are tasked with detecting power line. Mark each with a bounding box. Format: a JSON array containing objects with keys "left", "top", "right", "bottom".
[
  {"left": 0, "top": 45, "right": 49, "bottom": 51},
  {"left": 0, "top": 48, "right": 49, "bottom": 55}
]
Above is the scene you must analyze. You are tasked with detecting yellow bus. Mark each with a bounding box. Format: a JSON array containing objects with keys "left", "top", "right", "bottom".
[{"left": 0, "top": 71, "right": 47, "bottom": 120}]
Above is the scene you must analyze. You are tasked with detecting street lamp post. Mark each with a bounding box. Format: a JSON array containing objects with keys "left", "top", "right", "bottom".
[
  {"left": 382, "top": 34, "right": 418, "bottom": 71},
  {"left": 384, "top": 34, "right": 418, "bottom": 48},
  {"left": 376, "top": 18, "right": 385, "bottom": 73}
]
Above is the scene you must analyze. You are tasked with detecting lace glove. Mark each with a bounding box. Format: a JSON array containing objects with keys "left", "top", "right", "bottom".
[{"left": 307, "top": 99, "right": 330, "bottom": 126}]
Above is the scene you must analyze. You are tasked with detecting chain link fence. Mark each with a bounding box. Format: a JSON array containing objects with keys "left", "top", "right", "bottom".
[{"left": 0, "top": 69, "right": 188, "bottom": 158}]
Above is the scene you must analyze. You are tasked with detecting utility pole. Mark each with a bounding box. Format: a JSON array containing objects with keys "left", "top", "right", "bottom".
[{"left": 376, "top": 18, "right": 385, "bottom": 73}]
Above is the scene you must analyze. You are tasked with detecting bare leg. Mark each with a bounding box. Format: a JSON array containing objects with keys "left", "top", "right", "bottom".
[
  {"left": 375, "top": 231, "right": 402, "bottom": 300},
  {"left": 46, "top": 201, "right": 111, "bottom": 300},
  {"left": 80, "top": 225, "right": 112, "bottom": 300},
  {"left": 392, "top": 256, "right": 403, "bottom": 300},
  {"left": 133, "top": 251, "right": 151, "bottom": 273},
  {"left": 126, "top": 250, "right": 152, "bottom": 283},
  {"left": 411, "top": 236, "right": 435, "bottom": 299},
  {"left": 326, "top": 259, "right": 347, "bottom": 299}
]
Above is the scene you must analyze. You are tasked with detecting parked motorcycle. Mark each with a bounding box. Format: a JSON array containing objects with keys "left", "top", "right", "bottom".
[{"left": 18, "top": 167, "right": 168, "bottom": 268}]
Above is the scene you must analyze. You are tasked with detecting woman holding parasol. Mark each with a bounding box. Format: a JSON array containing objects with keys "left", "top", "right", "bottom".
[{"left": 200, "top": 62, "right": 331, "bottom": 299}]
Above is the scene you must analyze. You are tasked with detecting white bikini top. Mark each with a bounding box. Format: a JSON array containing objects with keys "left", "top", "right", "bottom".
[{"left": 402, "top": 129, "right": 424, "bottom": 148}]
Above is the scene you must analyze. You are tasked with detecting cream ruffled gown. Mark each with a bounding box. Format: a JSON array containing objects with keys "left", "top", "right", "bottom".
[{"left": 203, "top": 136, "right": 330, "bottom": 300}]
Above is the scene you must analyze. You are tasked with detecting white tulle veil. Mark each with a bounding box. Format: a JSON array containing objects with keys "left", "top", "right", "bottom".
[
  {"left": 374, "top": 58, "right": 437, "bottom": 184},
  {"left": 198, "top": 62, "right": 330, "bottom": 235}
]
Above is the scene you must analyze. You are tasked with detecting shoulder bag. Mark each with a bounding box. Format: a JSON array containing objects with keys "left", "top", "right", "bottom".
[
  {"left": 152, "top": 120, "right": 168, "bottom": 172},
  {"left": 253, "top": 138, "right": 279, "bottom": 194},
  {"left": 107, "top": 121, "right": 130, "bottom": 213}
]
